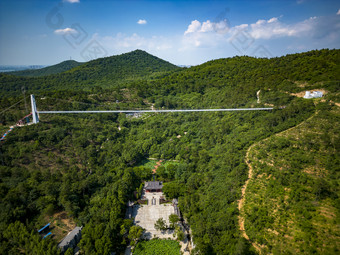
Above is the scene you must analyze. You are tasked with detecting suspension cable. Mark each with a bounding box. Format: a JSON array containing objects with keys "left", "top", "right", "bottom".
[{"left": 0, "top": 97, "right": 29, "bottom": 116}]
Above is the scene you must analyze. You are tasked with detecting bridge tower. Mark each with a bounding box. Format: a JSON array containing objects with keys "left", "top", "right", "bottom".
[{"left": 30, "top": 95, "right": 39, "bottom": 124}]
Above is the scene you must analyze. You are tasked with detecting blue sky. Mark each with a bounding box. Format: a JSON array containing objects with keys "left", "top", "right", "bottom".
[{"left": 0, "top": 0, "right": 339, "bottom": 65}]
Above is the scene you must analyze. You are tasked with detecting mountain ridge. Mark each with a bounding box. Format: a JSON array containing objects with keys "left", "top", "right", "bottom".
[
  {"left": 0, "top": 49, "right": 181, "bottom": 94},
  {"left": 6, "top": 60, "right": 83, "bottom": 77}
]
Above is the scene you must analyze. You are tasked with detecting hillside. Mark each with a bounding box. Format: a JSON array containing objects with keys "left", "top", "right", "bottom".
[
  {"left": 0, "top": 50, "right": 180, "bottom": 94},
  {"left": 130, "top": 49, "right": 340, "bottom": 109},
  {"left": 0, "top": 49, "right": 339, "bottom": 254},
  {"left": 242, "top": 104, "right": 339, "bottom": 254},
  {"left": 6, "top": 60, "right": 83, "bottom": 77}
]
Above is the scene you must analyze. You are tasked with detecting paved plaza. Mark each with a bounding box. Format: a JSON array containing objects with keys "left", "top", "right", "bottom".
[
  {"left": 125, "top": 190, "right": 190, "bottom": 255},
  {"left": 132, "top": 191, "right": 175, "bottom": 239}
]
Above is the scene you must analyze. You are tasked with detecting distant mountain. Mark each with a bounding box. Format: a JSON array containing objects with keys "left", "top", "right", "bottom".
[
  {"left": 7, "top": 60, "right": 83, "bottom": 77},
  {"left": 0, "top": 65, "right": 38, "bottom": 73},
  {"left": 0, "top": 50, "right": 180, "bottom": 93},
  {"left": 177, "top": 65, "right": 192, "bottom": 68},
  {"left": 64, "top": 49, "right": 180, "bottom": 82}
]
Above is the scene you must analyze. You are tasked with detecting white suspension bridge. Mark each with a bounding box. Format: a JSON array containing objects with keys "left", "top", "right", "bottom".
[
  {"left": 30, "top": 95, "right": 274, "bottom": 124},
  {"left": 1, "top": 94, "right": 274, "bottom": 141}
]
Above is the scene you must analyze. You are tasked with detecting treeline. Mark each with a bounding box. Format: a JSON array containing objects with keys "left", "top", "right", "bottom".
[{"left": 1, "top": 49, "right": 339, "bottom": 99}]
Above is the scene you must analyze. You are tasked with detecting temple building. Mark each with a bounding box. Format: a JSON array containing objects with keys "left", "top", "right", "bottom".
[{"left": 145, "top": 181, "right": 163, "bottom": 192}]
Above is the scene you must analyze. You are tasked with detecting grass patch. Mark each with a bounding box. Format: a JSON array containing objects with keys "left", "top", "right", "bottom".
[
  {"left": 162, "top": 160, "right": 181, "bottom": 168},
  {"left": 133, "top": 239, "right": 181, "bottom": 255},
  {"left": 138, "top": 159, "right": 158, "bottom": 169}
]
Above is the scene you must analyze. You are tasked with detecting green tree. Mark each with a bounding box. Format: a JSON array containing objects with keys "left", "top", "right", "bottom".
[
  {"left": 128, "top": 225, "right": 144, "bottom": 246},
  {"left": 177, "top": 230, "right": 185, "bottom": 241},
  {"left": 154, "top": 218, "right": 167, "bottom": 231},
  {"left": 64, "top": 248, "right": 73, "bottom": 255},
  {"left": 169, "top": 214, "right": 180, "bottom": 229}
]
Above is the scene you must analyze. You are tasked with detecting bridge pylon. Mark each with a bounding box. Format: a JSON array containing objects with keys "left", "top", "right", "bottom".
[{"left": 30, "top": 95, "right": 39, "bottom": 124}]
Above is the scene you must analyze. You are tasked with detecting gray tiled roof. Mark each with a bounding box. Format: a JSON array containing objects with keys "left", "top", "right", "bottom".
[
  {"left": 145, "top": 181, "right": 163, "bottom": 190},
  {"left": 58, "top": 226, "right": 82, "bottom": 248}
]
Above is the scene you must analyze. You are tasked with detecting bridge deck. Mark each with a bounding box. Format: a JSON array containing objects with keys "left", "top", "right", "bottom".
[{"left": 38, "top": 108, "right": 273, "bottom": 114}]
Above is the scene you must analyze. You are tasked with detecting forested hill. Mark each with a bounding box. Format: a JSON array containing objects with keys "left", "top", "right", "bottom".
[
  {"left": 133, "top": 49, "right": 340, "bottom": 109},
  {"left": 0, "top": 50, "right": 180, "bottom": 94},
  {"left": 6, "top": 60, "right": 83, "bottom": 77}
]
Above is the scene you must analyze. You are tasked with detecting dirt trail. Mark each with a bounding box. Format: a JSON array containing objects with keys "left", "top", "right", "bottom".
[
  {"left": 238, "top": 143, "right": 262, "bottom": 254},
  {"left": 152, "top": 160, "right": 162, "bottom": 174},
  {"left": 238, "top": 111, "right": 318, "bottom": 254}
]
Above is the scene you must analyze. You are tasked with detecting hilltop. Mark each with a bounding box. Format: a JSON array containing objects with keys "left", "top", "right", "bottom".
[
  {"left": 0, "top": 50, "right": 180, "bottom": 94},
  {"left": 6, "top": 60, "right": 83, "bottom": 77}
]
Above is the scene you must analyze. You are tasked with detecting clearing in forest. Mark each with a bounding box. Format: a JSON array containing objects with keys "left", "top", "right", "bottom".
[
  {"left": 43, "top": 211, "right": 76, "bottom": 242},
  {"left": 132, "top": 191, "right": 175, "bottom": 239}
]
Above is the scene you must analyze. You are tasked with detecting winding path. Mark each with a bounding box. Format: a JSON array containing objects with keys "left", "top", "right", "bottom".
[
  {"left": 152, "top": 160, "right": 163, "bottom": 174},
  {"left": 238, "top": 143, "right": 262, "bottom": 253},
  {"left": 238, "top": 111, "right": 318, "bottom": 254}
]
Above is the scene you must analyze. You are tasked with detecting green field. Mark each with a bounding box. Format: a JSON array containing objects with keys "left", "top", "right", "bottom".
[{"left": 133, "top": 239, "right": 181, "bottom": 255}]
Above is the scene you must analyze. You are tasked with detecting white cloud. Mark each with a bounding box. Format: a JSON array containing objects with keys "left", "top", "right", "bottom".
[
  {"left": 64, "top": 0, "right": 80, "bottom": 3},
  {"left": 137, "top": 19, "right": 147, "bottom": 25},
  {"left": 248, "top": 15, "right": 340, "bottom": 40},
  {"left": 182, "top": 20, "right": 229, "bottom": 50},
  {"left": 248, "top": 17, "right": 299, "bottom": 39},
  {"left": 184, "top": 20, "right": 201, "bottom": 34},
  {"left": 184, "top": 19, "right": 229, "bottom": 35},
  {"left": 181, "top": 14, "right": 340, "bottom": 53},
  {"left": 337, "top": 9, "right": 340, "bottom": 15},
  {"left": 201, "top": 20, "right": 214, "bottom": 32},
  {"left": 268, "top": 17, "right": 278, "bottom": 23},
  {"left": 184, "top": 15, "right": 338, "bottom": 42},
  {"left": 54, "top": 28, "right": 78, "bottom": 35},
  {"left": 79, "top": 13, "right": 339, "bottom": 65},
  {"left": 239, "top": 16, "right": 325, "bottom": 39}
]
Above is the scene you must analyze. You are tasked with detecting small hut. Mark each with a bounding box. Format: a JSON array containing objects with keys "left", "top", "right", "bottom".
[{"left": 304, "top": 91, "right": 323, "bottom": 99}]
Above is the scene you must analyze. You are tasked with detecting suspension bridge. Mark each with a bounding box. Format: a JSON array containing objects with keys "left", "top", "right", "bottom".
[
  {"left": 1, "top": 94, "right": 274, "bottom": 141},
  {"left": 31, "top": 95, "right": 274, "bottom": 124}
]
